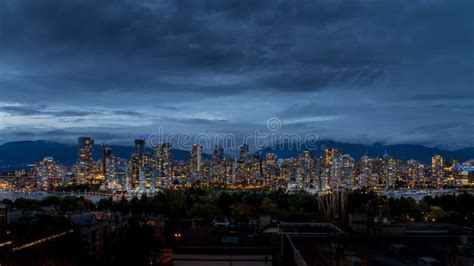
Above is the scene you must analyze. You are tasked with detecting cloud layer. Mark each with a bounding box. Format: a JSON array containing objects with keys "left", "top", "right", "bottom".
[{"left": 0, "top": 0, "right": 472, "bottom": 149}]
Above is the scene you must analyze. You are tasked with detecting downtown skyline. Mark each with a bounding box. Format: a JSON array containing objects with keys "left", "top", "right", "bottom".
[{"left": 1, "top": 135, "right": 472, "bottom": 193}]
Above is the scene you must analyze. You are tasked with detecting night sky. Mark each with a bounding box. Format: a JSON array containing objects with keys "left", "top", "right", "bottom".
[{"left": 0, "top": 0, "right": 472, "bottom": 149}]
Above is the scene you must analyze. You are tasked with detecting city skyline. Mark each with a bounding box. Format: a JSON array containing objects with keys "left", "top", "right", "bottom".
[
  {"left": 0, "top": 0, "right": 473, "bottom": 148},
  {"left": 1, "top": 135, "right": 472, "bottom": 193}
]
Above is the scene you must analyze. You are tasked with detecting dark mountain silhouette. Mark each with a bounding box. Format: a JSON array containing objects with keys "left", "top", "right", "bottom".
[
  {"left": 0, "top": 140, "right": 472, "bottom": 171},
  {"left": 0, "top": 140, "right": 210, "bottom": 171},
  {"left": 257, "top": 140, "right": 474, "bottom": 163}
]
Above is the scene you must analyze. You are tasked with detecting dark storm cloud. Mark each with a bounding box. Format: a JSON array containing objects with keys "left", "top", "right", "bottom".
[
  {"left": 111, "top": 110, "right": 146, "bottom": 117},
  {"left": 0, "top": 0, "right": 472, "bottom": 148},
  {"left": 0, "top": 104, "right": 149, "bottom": 118},
  {"left": 0, "top": 0, "right": 394, "bottom": 96},
  {"left": 0, "top": 105, "right": 98, "bottom": 117}
]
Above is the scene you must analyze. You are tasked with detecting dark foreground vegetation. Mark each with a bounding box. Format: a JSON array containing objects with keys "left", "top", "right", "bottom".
[
  {"left": 1, "top": 189, "right": 473, "bottom": 265},
  {"left": 3, "top": 189, "right": 474, "bottom": 224}
]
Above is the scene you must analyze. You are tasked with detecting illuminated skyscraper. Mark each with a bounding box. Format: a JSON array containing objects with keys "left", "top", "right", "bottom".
[
  {"left": 35, "top": 157, "right": 62, "bottom": 190},
  {"left": 130, "top": 139, "right": 145, "bottom": 190},
  {"left": 432, "top": 155, "right": 444, "bottom": 188},
  {"left": 100, "top": 146, "right": 117, "bottom": 189},
  {"left": 239, "top": 144, "right": 249, "bottom": 163},
  {"left": 102, "top": 146, "right": 112, "bottom": 176},
  {"left": 115, "top": 159, "right": 129, "bottom": 190},
  {"left": 381, "top": 156, "right": 400, "bottom": 188},
  {"left": 324, "top": 148, "right": 340, "bottom": 190},
  {"left": 263, "top": 152, "right": 278, "bottom": 186},
  {"left": 189, "top": 144, "right": 202, "bottom": 182},
  {"left": 341, "top": 154, "right": 354, "bottom": 189},
  {"left": 135, "top": 139, "right": 145, "bottom": 154},
  {"left": 211, "top": 145, "right": 225, "bottom": 185},
  {"left": 325, "top": 148, "right": 339, "bottom": 168},
  {"left": 77, "top": 136, "right": 94, "bottom": 184},
  {"left": 155, "top": 143, "right": 172, "bottom": 187},
  {"left": 247, "top": 152, "right": 264, "bottom": 186},
  {"left": 358, "top": 156, "right": 374, "bottom": 188},
  {"left": 406, "top": 159, "right": 419, "bottom": 188},
  {"left": 298, "top": 151, "right": 315, "bottom": 188},
  {"left": 443, "top": 159, "right": 459, "bottom": 187}
]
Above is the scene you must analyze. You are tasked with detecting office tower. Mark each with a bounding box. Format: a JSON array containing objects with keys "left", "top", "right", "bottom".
[
  {"left": 280, "top": 159, "right": 298, "bottom": 185},
  {"left": 381, "top": 156, "right": 400, "bottom": 189},
  {"left": 358, "top": 156, "right": 374, "bottom": 188},
  {"left": 416, "top": 163, "right": 427, "bottom": 188},
  {"left": 213, "top": 145, "right": 224, "bottom": 163},
  {"left": 325, "top": 148, "right": 339, "bottom": 168},
  {"left": 432, "top": 155, "right": 444, "bottom": 188},
  {"left": 155, "top": 143, "right": 172, "bottom": 188},
  {"left": 189, "top": 144, "right": 202, "bottom": 181},
  {"left": 330, "top": 154, "right": 343, "bottom": 189},
  {"left": 314, "top": 157, "right": 326, "bottom": 191},
  {"left": 406, "top": 159, "right": 419, "bottom": 188},
  {"left": 115, "top": 159, "right": 129, "bottom": 190},
  {"left": 200, "top": 161, "right": 211, "bottom": 186},
  {"left": 102, "top": 146, "right": 112, "bottom": 176},
  {"left": 224, "top": 157, "right": 235, "bottom": 186},
  {"left": 135, "top": 139, "right": 145, "bottom": 154},
  {"left": 324, "top": 148, "right": 340, "bottom": 189},
  {"left": 263, "top": 153, "right": 278, "bottom": 186},
  {"left": 99, "top": 147, "right": 118, "bottom": 190},
  {"left": 142, "top": 153, "right": 155, "bottom": 189},
  {"left": 444, "top": 159, "right": 459, "bottom": 187},
  {"left": 341, "top": 154, "right": 354, "bottom": 189},
  {"left": 239, "top": 144, "right": 249, "bottom": 163},
  {"left": 298, "top": 151, "right": 315, "bottom": 189},
  {"left": 247, "top": 152, "right": 264, "bottom": 186},
  {"left": 234, "top": 145, "right": 250, "bottom": 185},
  {"left": 77, "top": 136, "right": 94, "bottom": 184},
  {"left": 35, "top": 157, "right": 62, "bottom": 190},
  {"left": 211, "top": 145, "right": 225, "bottom": 185},
  {"left": 130, "top": 139, "right": 146, "bottom": 190}
]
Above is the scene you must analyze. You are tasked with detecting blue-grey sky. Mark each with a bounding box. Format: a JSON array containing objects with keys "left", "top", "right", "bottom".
[{"left": 0, "top": 0, "right": 473, "bottom": 149}]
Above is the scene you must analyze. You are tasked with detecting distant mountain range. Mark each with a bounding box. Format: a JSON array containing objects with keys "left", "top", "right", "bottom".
[
  {"left": 0, "top": 140, "right": 210, "bottom": 171},
  {"left": 258, "top": 140, "right": 474, "bottom": 163},
  {"left": 0, "top": 140, "right": 473, "bottom": 171}
]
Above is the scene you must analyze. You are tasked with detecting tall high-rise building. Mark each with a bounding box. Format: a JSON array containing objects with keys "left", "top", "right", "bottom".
[
  {"left": 406, "top": 159, "right": 419, "bottom": 188},
  {"left": 102, "top": 146, "right": 112, "bottom": 176},
  {"left": 325, "top": 148, "right": 339, "bottom": 168},
  {"left": 130, "top": 139, "right": 145, "bottom": 190},
  {"left": 381, "top": 156, "right": 400, "bottom": 188},
  {"left": 189, "top": 144, "right": 202, "bottom": 181},
  {"left": 239, "top": 144, "right": 249, "bottom": 163},
  {"left": 298, "top": 151, "right": 315, "bottom": 188},
  {"left": 330, "top": 154, "right": 343, "bottom": 189},
  {"left": 263, "top": 153, "right": 278, "bottom": 186},
  {"left": 135, "top": 139, "right": 145, "bottom": 154},
  {"left": 432, "top": 155, "right": 444, "bottom": 188},
  {"left": 35, "top": 157, "right": 62, "bottom": 190},
  {"left": 341, "top": 154, "right": 354, "bottom": 189},
  {"left": 358, "top": 156, "right": 374, "bottom": 188},
  {"left": 155, "top": 143, "right": 172, "bottom": 188},
  {"left": 444, "top": 159, "right": 459, "bottom": 187},
  {"left": 211, "top": 145, "right": 225, "bottom": 184},
  {"left": 77, "top": 136, "right": 94, "bottom": 184},
  {"left": 324, "top": 148, "right": 341, "bottom": 189},
  {"left": 115, "top": 159, "right": 129, "bottom": 190},
  {"left": 213, "top": 145, "right": 224, "bottom": 163}
]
